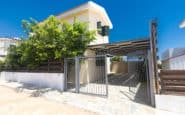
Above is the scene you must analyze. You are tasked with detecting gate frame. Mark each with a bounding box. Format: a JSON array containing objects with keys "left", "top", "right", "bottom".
[{"left": 64, "top": 55, "right": 109, "bottom": 96}]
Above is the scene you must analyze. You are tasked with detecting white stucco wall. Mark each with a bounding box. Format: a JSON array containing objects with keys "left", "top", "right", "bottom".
[
  {"left": 58, "top": 9, "right": 110, "bottom": 45},
  {"left": 162, "top": 55, "right": 185, "bottom": 70},
  {"left": 88, "top": 10, "right": 109, "bottom": 45},
  {"left": 59, "top": 11, "right": 90, "bottom": 28},
  {"left": 0, "top": 72, "right": 65, "bottom": 91},
  {"left": 155, "top": 94, "right": 185, "bottom": 114},
  {"left": 68, "top": 50, "right": 109, "bottom": 84}
]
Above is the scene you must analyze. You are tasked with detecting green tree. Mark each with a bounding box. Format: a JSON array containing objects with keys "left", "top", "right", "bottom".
[
  {"left": 0, "top": 60, "right": 5, "bottom": 71},
  {"left": 5, "top": 45, "right": 21, "bottom": 69},
  {"left": 5, "top": 15, "right": 96, "bottom": 71},
  {"left": 111, "top": 56, "right": 123, "bottom": 62}
]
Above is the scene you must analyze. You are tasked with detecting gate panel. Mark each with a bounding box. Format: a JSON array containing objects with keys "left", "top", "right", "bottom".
[
  {"left": 66, "top": 58, "right": 76, "bottom": 92},
  {"left": 78, "top": 55, "right": 108, "bottom": 96},
  {"left": 65, "top": 55, "right": 108, "bottom": 96}
]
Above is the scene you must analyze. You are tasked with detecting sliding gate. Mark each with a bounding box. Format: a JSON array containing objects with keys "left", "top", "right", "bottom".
[{"left": 65, "top": 55, "right": 108, "bottom": 96}]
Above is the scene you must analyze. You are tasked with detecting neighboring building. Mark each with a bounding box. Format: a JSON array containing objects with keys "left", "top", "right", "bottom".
[
  {"left": 56, "top": 1, "right": 113, "bottom": 45},
  {"left": 0, "top": 37, "right": 20, "bottom": 61},
  {"left": 162, "top": 48, "right": 185, "bottom": 70}
]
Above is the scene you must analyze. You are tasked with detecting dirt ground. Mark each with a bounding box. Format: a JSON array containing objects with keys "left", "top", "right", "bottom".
[{"left": 0, "top": 86, "right": 97, "bottom": 115}]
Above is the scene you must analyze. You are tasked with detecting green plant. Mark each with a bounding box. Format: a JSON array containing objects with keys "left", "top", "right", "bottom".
[
  {"left": 0, "top": 60, "right": 5, "bottom": 71},
  {"left": 111, "top": 56, "right": 123, "bottom": 62},
  {"left": 5, "top": 15, "right": 96, "bottom": 71}
]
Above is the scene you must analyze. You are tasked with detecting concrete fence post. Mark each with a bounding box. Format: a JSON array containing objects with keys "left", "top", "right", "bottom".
[
  {"left": 64, "top": 58, "right": 67, "bottom": 91},
  {"left": 105, "top": 55, "right": 109, "bottom": 97}
]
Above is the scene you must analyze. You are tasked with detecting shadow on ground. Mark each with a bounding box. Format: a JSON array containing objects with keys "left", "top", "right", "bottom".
[
  {"left": 108, "top": 73, "right": 139, "bottom": 87},
  {"left": 108, "top": 73, "right": 150, "bottom": 106},
  {"left": 120, "top": 83, "right": 150, "bottom": 105},
  {"left": 14, "top": 82, "right": 58, "bottom": 97}
]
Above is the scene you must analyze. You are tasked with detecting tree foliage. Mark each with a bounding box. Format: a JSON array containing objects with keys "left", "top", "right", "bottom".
[
  {"left": 4, "top": 15, "right": 95, "bottom": 70},
  {"left": 111, "top": 56, "right": 123, "bottom": 62},
  {"left": 0, "top": 60, "right": 5, "bottom": 71}
]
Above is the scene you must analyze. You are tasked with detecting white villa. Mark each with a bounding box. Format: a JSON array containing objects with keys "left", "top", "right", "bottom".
[
  {"left": 0, "top": 1, "right": 160, "bottom": 109},
  {"left": 55, "top": 1, "right": 114, "bottom": 85},
  {"left": 56, "top": 1, "right": 113, "bottom": 46},
  {"left": 1, "top": 1, "right": 185, "bottom": 114}
]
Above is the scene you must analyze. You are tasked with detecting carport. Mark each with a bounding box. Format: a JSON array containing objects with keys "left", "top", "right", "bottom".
[
  {"left": 64, "top": 20, "right": 158, "bottom": 107},
  {"left": 89, "top": 38, "right": 150, "bottom": 56},
  {"left": 88, "top": 39, "right": 151, "bottom": 104},
  {"left": 88, "top": 21, "right": 158, "bottom": 106}
]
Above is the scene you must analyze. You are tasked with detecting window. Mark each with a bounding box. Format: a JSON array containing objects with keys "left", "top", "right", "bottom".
[{"left": 97, "top": 21, "right": 102, "bottom": 35}]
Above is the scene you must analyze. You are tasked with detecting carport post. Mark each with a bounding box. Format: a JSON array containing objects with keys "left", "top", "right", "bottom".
[
  {"left": 145, "top": 55, "right": 151, "bottom": 104},
  {"left": 147, "top": 50, "right": 155, "bottom": 107},
  {"left": 75, "top": 56, "right": 80, "bottom": 93}
]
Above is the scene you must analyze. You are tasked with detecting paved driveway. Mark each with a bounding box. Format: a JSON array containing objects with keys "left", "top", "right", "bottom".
[{"left": 0, "top": 85, "right": 97, "bottom": 115}]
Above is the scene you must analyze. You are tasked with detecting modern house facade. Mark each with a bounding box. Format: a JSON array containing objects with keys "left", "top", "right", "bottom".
[
  {"left": 57, "top": 1, "right": 158, "bottom": 107},
  {"left": 56, "top": 1, "right": 113, "bottom": 86},
  {"left": 56, "top": 1, "right": 113, "bottom": 46},
  {"left": 162, "top": 48, "right": 185, "bottom": 70},
  {"left": 0, "top": 37, "right": 19, "bottom": 61}
]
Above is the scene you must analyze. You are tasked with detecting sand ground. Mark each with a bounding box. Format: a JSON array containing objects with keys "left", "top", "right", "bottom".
[{"left": 0, "top": 86, "right": 97, "bottom": 115}]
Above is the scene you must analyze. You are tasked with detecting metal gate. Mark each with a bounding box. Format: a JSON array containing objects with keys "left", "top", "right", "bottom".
[
  {"left": 65, "top": 55, "right": 108, "bottom": 96},
  {"left": 65, "top": 58, "right": 76, "bottom": 92}
]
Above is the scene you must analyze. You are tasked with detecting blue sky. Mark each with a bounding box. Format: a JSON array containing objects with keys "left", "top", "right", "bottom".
[{"left": 0, "top": 0, "right": 185, "bottom": 57}]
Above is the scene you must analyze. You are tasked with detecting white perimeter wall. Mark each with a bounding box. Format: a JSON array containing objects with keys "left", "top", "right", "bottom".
[
  {"left": 0, "top": 72, "right": 65, "bottom": 91},
  {"left": 155, "top": 94, "right": 185, "bottom": 114}
]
